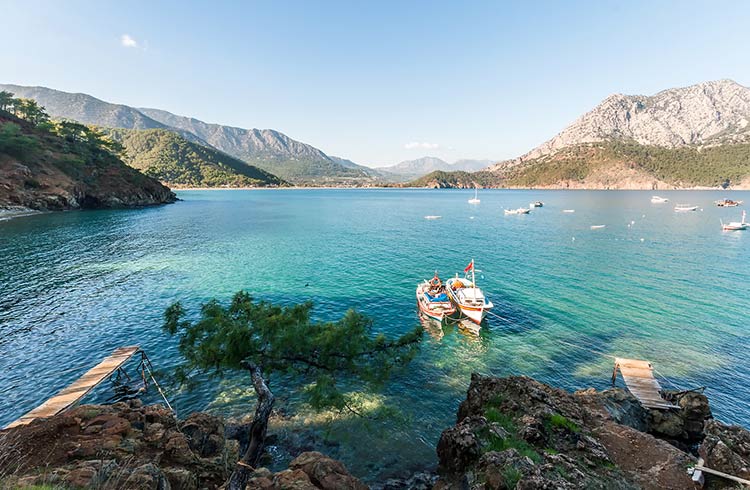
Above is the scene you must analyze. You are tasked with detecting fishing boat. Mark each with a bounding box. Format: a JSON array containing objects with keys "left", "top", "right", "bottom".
[
  {"left": 504, "top": 207, "right": 530, "bottom": 215},
  {"left": 721, "top": 211, "right": 749, "bottom": 231},
  {"left": 424, "top": 215, "right": 442, "bottom": 220},
  {"left": 468, "top": 187, "right": 480, "bottom": 204},
  {"left": 445, "top": 260, "right": 494, "bottom": 325},
  {"left": 590, "top": 225, "right": 606, "bottom": 230},
  {"left": 530, "top": 201, "right": 544, "bottom": 208},
  {"left": 674, "top": 205, "right": 698, "bottom": 212},
  {"left": 651, "top": 196, "right": 669, "bottom": 203},
  {"left": 562, "top": 209, "right": 575, "bottom": 213},
  {"left": 716, "top": 198, "right": 743, "bottom": 207},
  {"left": 416, "top": 274, "right": 456, "bottom": 322}
]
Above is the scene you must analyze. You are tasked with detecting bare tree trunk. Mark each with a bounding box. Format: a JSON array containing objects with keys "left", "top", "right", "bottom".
[{"left": 227, "top": 361, "right": 275, "bottom": 490}]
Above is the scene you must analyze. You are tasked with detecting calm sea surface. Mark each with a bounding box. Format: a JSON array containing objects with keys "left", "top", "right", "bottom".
[{"left": 1, "top": 189, "right": 749, "bottom": 480}]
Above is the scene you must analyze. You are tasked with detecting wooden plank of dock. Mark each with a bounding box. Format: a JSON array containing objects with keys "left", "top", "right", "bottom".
[
  {"left": 5, "top": 346, "right": 140, "bottom": 429},
  {"left": 613, "top": 357, "right": 678, "bottom": 410}
]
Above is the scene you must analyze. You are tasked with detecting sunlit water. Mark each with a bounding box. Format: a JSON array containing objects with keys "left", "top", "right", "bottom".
[{"left": 1, "top": 189, "right": 749, "bottom": 481}]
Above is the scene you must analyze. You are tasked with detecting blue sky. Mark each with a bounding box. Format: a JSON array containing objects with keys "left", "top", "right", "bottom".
[{"left": 2, "top": 0, "right": 749, "bottom": 167}]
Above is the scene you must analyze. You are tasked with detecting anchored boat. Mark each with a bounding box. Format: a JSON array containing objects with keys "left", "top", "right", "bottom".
[
  {"left": 721, "top": 211, "right": 749, "bottom": 231},
  {"left": 651, "top": 196, "right": 669, "bottom": 203},
  {"left": 504, "top": 207, "right": 530, "bottom": 215},
  {"left": 416, "top": 273, "right": 456, "bottom": 322},
  {"left": 674, "top": 204, "right": 698, "bottom": 212},
  {"left": 446, "top": 260, "right": 493, "bottom": 325},
  {"left": 716, "top": 198, "right": 743, "bottom": 207},
  {"left": 468, "top": 187, "right": 480, "bottom": 204},
  {"left": 530, "top": 201, "right": 544, "bottom": 208}
]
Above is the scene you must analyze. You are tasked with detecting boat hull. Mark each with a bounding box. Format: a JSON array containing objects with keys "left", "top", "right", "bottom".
[
  {"left": 416, "top": 281, "right": 455, "bottom": 322},
  {"left": 445, "top": 277, "right": 493, "bottom": 325}
]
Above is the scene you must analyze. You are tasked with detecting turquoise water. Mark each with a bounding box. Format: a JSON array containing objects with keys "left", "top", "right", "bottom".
[{"left": 1, "top": 189, "right": 749, "bottom": 480}]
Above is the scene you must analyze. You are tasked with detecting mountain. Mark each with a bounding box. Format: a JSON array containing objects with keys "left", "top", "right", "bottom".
[
  {"left": 103, "top": 128, "right": 286, "bottom": 188},
  {"left": 408, "top": 170, "right": 502, "bottom": 188},
  {"left": 425, "top": 79, "right": 750, "bottom": 189},
  {"left": 0, "top": 112, "right": 175, "bottom": 212},
  {"left": 380, "top": 157, "right": 493, "bottom": 181},
  {"left": 136, "top": 108, "right": 380, "bottom": 183},
  {"left": 0, "top": 84, "right": 377, "bottom": 184},
  {"left": 511, "top": 79, "right": 750, "bottom": 164}
]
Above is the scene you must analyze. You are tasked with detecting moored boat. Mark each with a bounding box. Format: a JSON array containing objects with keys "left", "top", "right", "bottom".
[
  {"left": 416, "top": 273, "right": 456, "bottom": 321},
  {"left": 530, "top": 201, "right": 544, "bottom": 208},
  {"left": 674, "top": 204, "right": 698, "bottom": 212},
  {"left": 651, "top": 196, "right": 669, "bottom": 203},
  {"left": 504, "top": 207, "right": 530, "bottom": 215},
  {"left": 716, "top": 198, "right": 743, "bottom": 207},
  {"left": 446, "top": 260, "right": 493, "bottom": 325},
  {"left": 721, "top": 211, "right": 749, "bottom": 231},
  {"left": 468, "top": 187, "right": 480, "bottom": 204}
]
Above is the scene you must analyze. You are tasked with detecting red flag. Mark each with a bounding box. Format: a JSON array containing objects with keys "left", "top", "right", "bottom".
[{"left": 463, "top": 260, "right": 474, "bottom": 273}]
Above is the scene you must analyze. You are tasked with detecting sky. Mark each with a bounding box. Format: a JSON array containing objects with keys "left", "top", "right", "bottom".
[{"left": 1, "top": 0, "right": 750, "bottom": 167}]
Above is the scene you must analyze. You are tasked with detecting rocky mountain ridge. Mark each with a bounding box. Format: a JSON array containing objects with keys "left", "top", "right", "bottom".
[
  {"left": 381, "top": 156, "right": 492, "bottom": 180},
  {"left": 491, "top": 79, "right": 750, "bottom": 171}
]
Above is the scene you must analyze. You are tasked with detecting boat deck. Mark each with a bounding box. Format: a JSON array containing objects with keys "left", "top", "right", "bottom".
[
  {"left": 4, "top": 346, "right": 141, "bottom": 429},
  {"left": 612, "top": 358, "right": 678, "bottom": 410}
]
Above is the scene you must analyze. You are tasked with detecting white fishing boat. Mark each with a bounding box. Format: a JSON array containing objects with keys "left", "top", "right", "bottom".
[
  {"left": 530, "top": 201, "right": 544, "bottom": 208},
  {"left": 721, "top": 211, "right": 749, "bottom": 231},
  {"left": 416, "top": 274, "right": 456, "bottom": 322},
  {"left": 504, "top": 207, "right": 530, "bottom": 215},
  {"left": 445, "top": 260, "right": 493, "bottom": 325},
  {"left": 590, "top": 225, "right": 606, "bottom": 230},
  {"left": 424, "top": 215, "right": 442, "bottom": 220},
  {"left": 651, "top": 196, "right": 669, "bottom": 203},
  {"left": 468, "top": 187, "right": 480, "bottom": 204},
  {"left": 562, "top": 209, "right": 575, "bottom": 213},
  {"left": 674, "top": 205, "right": 698, "bottom": 212}
]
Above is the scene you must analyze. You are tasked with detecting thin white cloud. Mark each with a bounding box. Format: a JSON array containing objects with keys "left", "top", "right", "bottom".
[
  {"left": 120, "top": 34, "right": 138, "bottom": 48},
  {"left": 404, "top": 141, "right": 440, "bottom": 150}
]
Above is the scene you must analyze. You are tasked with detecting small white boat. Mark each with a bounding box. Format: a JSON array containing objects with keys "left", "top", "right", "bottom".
[
  {"left": 468, "top": 187, "right": 480, "bottom": 204},
  {"left": 562, "top": 209, "right": 575, "bottom": 213},
  {"left": 504, "top": 207, "right": 530, "bottom": 215},
  {"left": 446, "top": 260, "right": 493, "bottom": 325},
  {"left": 424, "top": 215, "right": 442, "bottom": 220},
  {"left": 721, "top": 211, "right": 749, "bottom": 231},
  {"left": 416, "top": 274, "right": 456, "bottom": 322},
  {"left": 651, "top": 196, "right": 669, "bottom": 203},
  {"left": 590, "top": 225, "right": 606, "bottom": 230},
  {"left": 674, "top": 205, "right": 698, "bottom": 212},
  {"left": 530, "top": 201, "right": 544, "bottom": 208}
]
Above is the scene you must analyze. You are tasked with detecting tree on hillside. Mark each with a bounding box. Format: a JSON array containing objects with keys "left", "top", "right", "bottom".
[
  {"left": 15, "top": 98, "right": 49, "bottom": 126},
  {"left": 164, "top": 291, "right": 422, "bottom": 490},
  {"left": 0, "top": 91, "right": 14, "bottom": 113}
]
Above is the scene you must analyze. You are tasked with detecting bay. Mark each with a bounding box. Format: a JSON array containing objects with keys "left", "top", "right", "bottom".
[{"left": 1, "top": 189, "right": 748, "bottom": 480}]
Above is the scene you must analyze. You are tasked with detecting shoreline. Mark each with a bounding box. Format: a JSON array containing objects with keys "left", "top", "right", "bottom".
[
  {"left": 173, "top": 185, "right": 750, "bottom": 191},
  {"left": 0, "top": 207, "right": 44, "bottom": 221}
]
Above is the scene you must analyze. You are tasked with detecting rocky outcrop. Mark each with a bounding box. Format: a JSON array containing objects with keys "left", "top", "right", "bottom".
[
  {"left": 700, "top": 420, "right": 750, "bottom": 487},
  {"left": 0, "top": 113, "right": 176, "bottom": 212},
  {"left": 435, "top": 374, "right": 701, "bottom": 489},
  {"left": 0, "top": 402, "right": 367, "bottom": 490},
  {"left": 0, "top": 400, "right": 229, "bottom": 489}
]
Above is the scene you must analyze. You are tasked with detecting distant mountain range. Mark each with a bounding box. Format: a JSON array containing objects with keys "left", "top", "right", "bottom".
[
  {"left": 414, "top": 79, "right": 750, "bottom": 189},
  {"left": 0, "top": 84, "right": 380, "bottom": 185},
  {"left": 379, "top": 156, "right": 492, "bottom": 181}
]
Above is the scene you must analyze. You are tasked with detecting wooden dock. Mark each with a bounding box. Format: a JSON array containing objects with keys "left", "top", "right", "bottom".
[
  {"left": 612, "top": 357, "right": 678, "bottom": 410},
  {"left": 5, "top": 346, "right": 140, "bottom": 429}
]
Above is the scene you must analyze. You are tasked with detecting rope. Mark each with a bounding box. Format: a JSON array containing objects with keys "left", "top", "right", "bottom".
[{"left": 139, "top": 351, "right": 175, "bottom": 413}]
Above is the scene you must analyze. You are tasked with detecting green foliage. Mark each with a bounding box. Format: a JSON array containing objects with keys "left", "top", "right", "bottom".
[
  {"left": 409, "top": 170, "right": 503, "bottom": 188},
  {"left": 0, "top": 122, "right": 39, "bottom": 158},
  {"left": 0, "top": 91, "right": 13, "bottom": 112},
  {"left": 104, "top": 128, "right": 286, "bottom": 187},
  {"left": 502, "top": 467, "right": 522, "bottom": 488},
  {"left": 545, "top": 413, "right": 580, "bottom": 433},
  {"left": 483, "top": 429, "right": 541, "bottom": 463},
  {"left": 485, "top": 407, "right": 517, "bottom": 430},
  {"left": 506, "top": 140, "right": 750, "bottom": 187},
  {"left": 163, "top": 291, "right": 423, "bottom": 412}
]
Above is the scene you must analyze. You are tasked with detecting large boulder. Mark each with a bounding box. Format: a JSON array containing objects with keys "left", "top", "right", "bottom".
[{"left": 699, "top": 419, "right": 750, "bottom": 487}]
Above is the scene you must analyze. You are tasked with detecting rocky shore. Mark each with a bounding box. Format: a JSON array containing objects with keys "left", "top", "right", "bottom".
[{"left": 1, "top": 375, "right": 748, "bottom": 489}]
